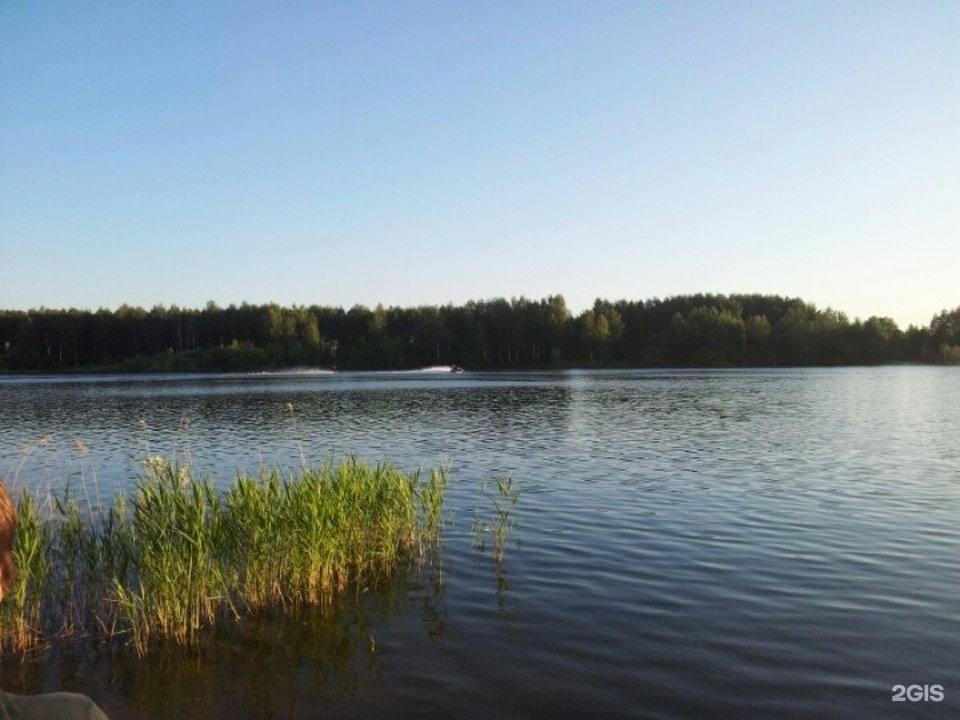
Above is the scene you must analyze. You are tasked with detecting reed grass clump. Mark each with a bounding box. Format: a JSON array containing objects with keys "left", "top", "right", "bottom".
[{"left": 0, "top": 457, "right": 447, "bottom": 657}]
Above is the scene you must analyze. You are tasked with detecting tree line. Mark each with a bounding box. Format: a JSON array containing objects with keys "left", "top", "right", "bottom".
[{"left": 1, "top": 294, "right": 958, "bottom": 373}]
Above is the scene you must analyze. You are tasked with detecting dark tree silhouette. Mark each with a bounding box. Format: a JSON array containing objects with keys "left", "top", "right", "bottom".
[{"left": 0, "top": 295, "right": 954, "bottom": 372}]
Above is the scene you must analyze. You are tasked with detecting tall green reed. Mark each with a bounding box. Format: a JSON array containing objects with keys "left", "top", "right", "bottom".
[
  {"left": 0, "top": 492, "right": 52, "bottom": 652},
  {"left": 473, "top": 476, "right": 519, "bottom": 563},
  {"left": 111, "top": 458, "right": 225, "bottom": 654}
]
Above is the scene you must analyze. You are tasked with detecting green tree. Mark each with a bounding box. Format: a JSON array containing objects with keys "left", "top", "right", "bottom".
[
  {"left": 744, "top": 314, "right": 772, "bottom": 365},
  {"left": 930, "top": 307, "right": 960, "bottom": 346}
]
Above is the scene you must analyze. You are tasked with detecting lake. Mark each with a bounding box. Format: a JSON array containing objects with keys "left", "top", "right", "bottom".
[{"left": 1, "top": 367, "right": 957, "bottom": 719}]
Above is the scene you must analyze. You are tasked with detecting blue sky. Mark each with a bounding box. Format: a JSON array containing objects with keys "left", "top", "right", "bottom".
[{"left": 1, "top": 1, "right": 957, "bottom": 328}]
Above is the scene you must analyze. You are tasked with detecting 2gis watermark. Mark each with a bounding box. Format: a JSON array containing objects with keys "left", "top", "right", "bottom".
[{"left": 891, "top": 684, "right": 944, "bottom": 703}]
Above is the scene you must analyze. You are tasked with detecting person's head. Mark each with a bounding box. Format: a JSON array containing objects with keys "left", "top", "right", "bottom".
[{"left": 0, "top": 479, "right": 16, "bottom": 602}]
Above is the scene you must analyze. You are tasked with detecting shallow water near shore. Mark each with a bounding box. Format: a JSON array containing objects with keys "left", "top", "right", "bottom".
[{"left": 1, "top": 367, "right": 958, "bottom": 719}]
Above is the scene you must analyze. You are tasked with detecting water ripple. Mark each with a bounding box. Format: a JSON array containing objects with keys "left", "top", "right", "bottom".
[{"left": 1, "top": 367, "right": 958, "bottom": 718}]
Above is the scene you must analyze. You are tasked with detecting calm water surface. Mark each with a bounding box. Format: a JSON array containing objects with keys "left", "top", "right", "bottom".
[{"left": 1, "top": 368, "right": 958, "bottom": 719}]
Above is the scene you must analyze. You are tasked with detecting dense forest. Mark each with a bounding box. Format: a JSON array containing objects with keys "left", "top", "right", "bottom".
[{"left": 1, "top": 294, "right": 959, "bottom": 373}]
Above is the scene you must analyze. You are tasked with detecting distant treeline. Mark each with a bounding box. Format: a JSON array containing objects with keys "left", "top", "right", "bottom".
[{"left": 1, "top": 294, "right": 959, "bottom": 372}]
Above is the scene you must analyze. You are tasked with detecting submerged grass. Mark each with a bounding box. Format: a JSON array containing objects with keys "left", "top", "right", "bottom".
[{"left": 1, "top": 457, "right": 447, "bottom": 657}]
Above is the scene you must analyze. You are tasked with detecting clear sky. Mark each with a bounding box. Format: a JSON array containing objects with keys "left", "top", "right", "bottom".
[{"left": 1, "top": 1, "right": 957, "bottom": 328}]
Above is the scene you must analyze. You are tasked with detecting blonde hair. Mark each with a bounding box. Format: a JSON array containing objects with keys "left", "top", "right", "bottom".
[{"left": 0, "top": 479, "right": 16, "bottom": 598}]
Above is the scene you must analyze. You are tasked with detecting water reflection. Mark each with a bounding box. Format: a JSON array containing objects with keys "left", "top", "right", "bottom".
[{"left": 0, "top": 566, "right": 448, "bottom": 720}]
